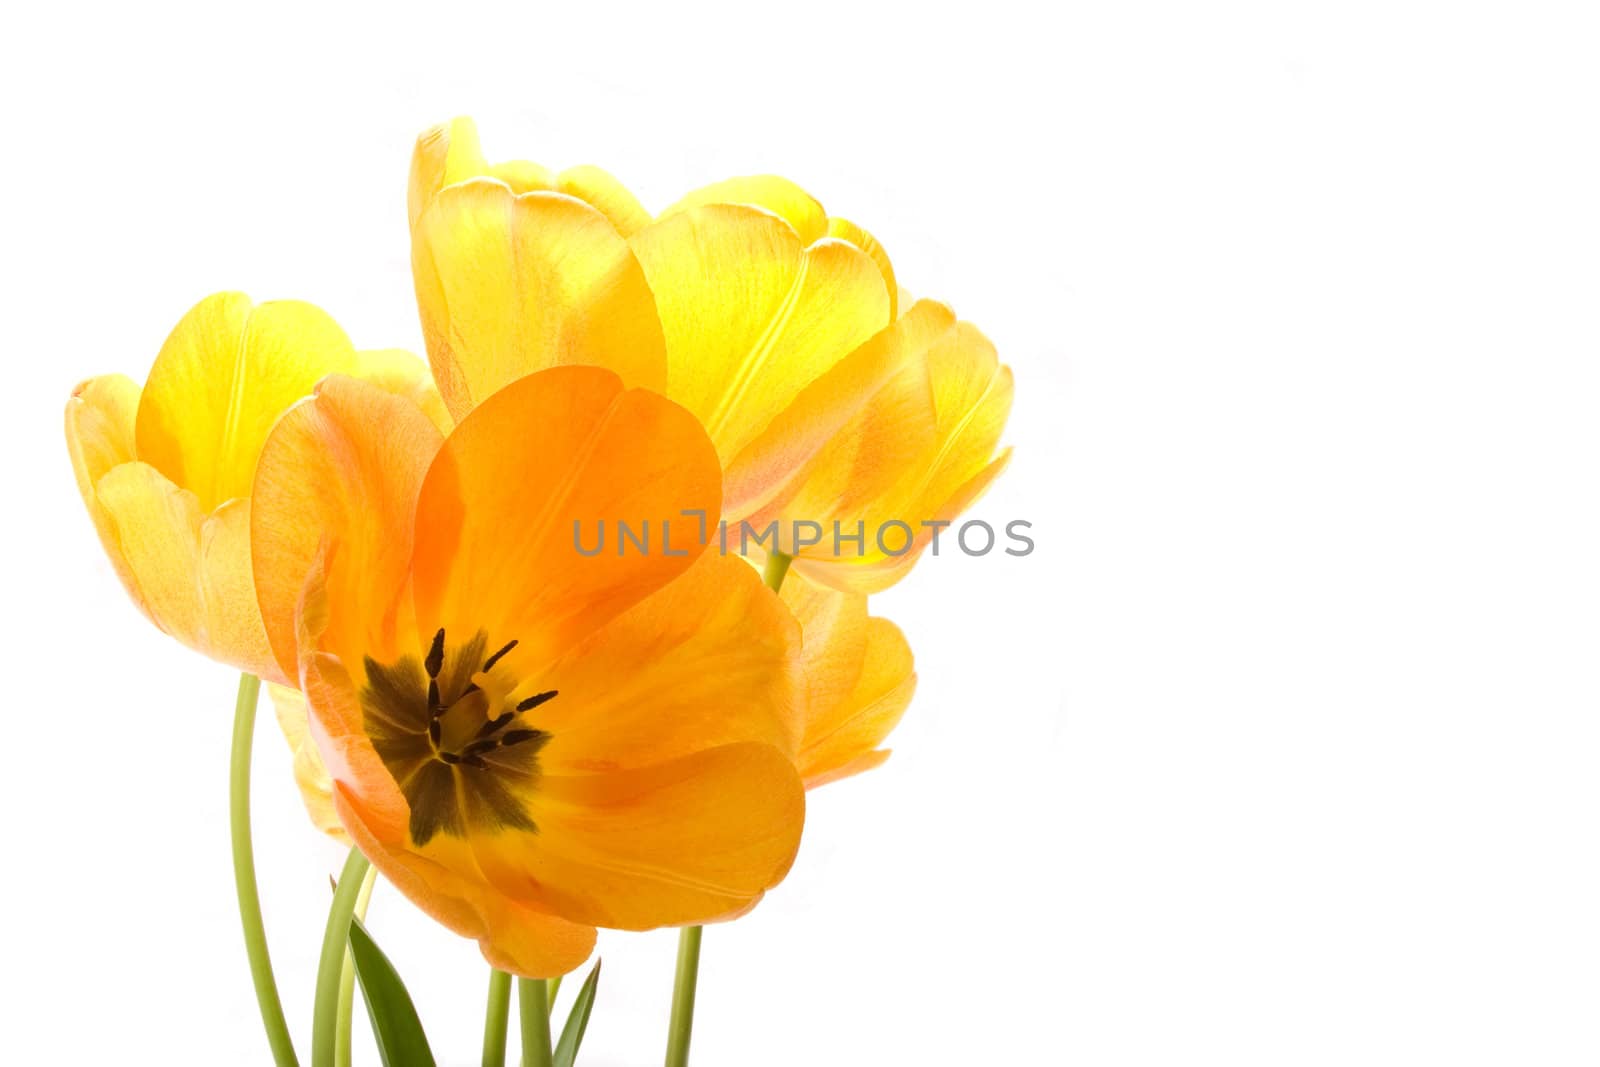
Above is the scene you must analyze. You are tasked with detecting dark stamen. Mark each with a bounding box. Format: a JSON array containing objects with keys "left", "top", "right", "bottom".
[
  {"left": 461, "top": 754, "right": 488, "bottom": 769},
  {"left": 462, "top": 738, "right": 500, "bottom": 757},
  {"left": 428, "top": 719, "right": 441, "bottom": 745},
  {"left": 475, "top": 711, "right": 515, "bottom": 738},
  {"left": 483, "top": 639, "right": 519, "bottom": 673},
  {"left": 516, "top": 690, "right": 559, "bottom": 712},
  {"left": 425, "top": 628, "right": 446, "bottom": 679},
  {"left": 427, "top": 679, "right": 442, "bottom": 715},
  {"left": 501, "top": 728, "right": 548, "bottom": 747},
  {"left": 438, "top": 751, "right": 461, "bottom": 765}
]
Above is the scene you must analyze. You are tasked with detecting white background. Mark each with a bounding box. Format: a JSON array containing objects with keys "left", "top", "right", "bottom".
[{"left": 3, "top": 1, "right": 1598, "bottom": 1063}]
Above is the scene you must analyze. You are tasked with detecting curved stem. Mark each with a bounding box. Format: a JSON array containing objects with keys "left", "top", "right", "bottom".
[
  {"left": 334, "top": 865, "right": 379, "bottom": 1067},
  {"left": 518, "top": 977, "right": 553, "bottom": 1067},
  {"left": 482, "top": 970, "right": 513, "bottom": 1067},
  {"left": 662, "top": 550, "right": 792, "bottom": 1067},
  {"left": 313, "top": 849, "right": 372, "bottom": 1067},
  {"left": 230, "top": 672, "right": 300, "bottom": 1067}
]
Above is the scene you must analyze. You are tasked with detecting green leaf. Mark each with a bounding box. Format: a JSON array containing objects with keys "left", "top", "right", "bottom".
[
  {"left": 553, "top": 960, "right": 603, "bottom": 1067},
  {"left": 348, "top": 915, "right": 438, "bottom": 1067}
]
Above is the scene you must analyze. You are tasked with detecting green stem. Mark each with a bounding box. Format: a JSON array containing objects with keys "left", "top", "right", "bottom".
[
  {"left": 663, "top": 551, "right": 792, "bottom": 1067},
  {"left": 334, "top": 866, "right": 379, "bottom": 1067},
  {"left": 313, "top": 849, "right": 372, "bottom": 1067},
  {"left": 663, "top": 925, "right": 703, "bottom": 1067},
  {"left": 230, "top": 673, "right": 300, "bottom": 1067},
  {"left": 483, "top": 970, "right": 513, "bottom": 1067},
  {"left": 762, "top": 550, "right": 793, "bottom": 591},
  {"left": 518, "top": 978, "right": 553, "bottom": 1067}
]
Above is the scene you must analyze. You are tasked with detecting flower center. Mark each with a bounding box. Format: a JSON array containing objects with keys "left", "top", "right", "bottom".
[{"left": 360, "top": 627, "right": 558, "bottom": 847}]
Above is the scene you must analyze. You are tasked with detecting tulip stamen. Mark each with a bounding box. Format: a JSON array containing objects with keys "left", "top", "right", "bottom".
[{"left": 360, "top": 628, "right": 557, "bottom": 846}]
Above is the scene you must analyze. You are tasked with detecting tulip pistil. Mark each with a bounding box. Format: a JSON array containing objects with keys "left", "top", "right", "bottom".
[{"left": 361, "top": 627, "right": 557, "bottom": 846}]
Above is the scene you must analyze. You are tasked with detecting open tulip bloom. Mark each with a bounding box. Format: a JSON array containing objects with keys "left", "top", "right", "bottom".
[{"left": 64, "top": 117, "right": 1012, "bottom": 1066}]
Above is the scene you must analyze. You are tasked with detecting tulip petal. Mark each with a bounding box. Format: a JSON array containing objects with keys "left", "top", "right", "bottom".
[
  {"left": 409, "top": 117, "right": 648, "bottom": 237},
  {"left": 267, "top": 683, "right": 349, "bottom": 842},
  {"left": 412, "top": 181, "right": 667, "bottom": 421},
  {"left": 134, "top": 292, "right": 357, "bottom": 512},
  {"left": 723, "top": 300, "right": 955, "bottom": 519},
  {"left": 91, "top": 461, "right": 204, "bottom": 648},
  {"left": 629, "top": 203, "right": 891, "bottom": 464},
  {"left": 537, "top": 550, "right": 803, "bottom": 771},
  {"left": 355, "top": 348, "right": 454, "bottom": 435},
  {"left": 781, "top": 576, "right": 916, "bottom": 787},
  {"left": 827, "top": 217, "right": 898, "bottom": 320},
  {"left": 410, "top": 367, "right": 719, "bottom": 673},
  {"left": 798, "top": 616, "right": 915, "bottom": 787},
  {"left": 252, "top": 375, "right": 444, "bottom": 680},
  {"left": 66, "top": 374, "right": 142, "bottom": 595},
  {"left": 471, "top": 741, "right": 805, "bottom": 930},
  {"left": 661, "top": 175, "right": 828, "bottom": 244},
  {"left": 198, "top": 498, "right": 280, "bottom": 680}
]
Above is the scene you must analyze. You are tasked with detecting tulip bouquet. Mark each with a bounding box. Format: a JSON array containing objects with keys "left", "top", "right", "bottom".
[{"left": 65, "top": 118, "right": 1013, "bottom": 1066}]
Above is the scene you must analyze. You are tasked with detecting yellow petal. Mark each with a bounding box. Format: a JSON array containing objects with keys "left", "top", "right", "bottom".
[
  {"left": 661, "top": 175, "right": 828, "bottom": 244},
  {"left": 411, "top": 367, "right": 719, "bottom": 672},
  {"left": 827, "top": 216, "right": 898, "bottom": 320},
  {"left": 252, "top": 375, "right": 444, "bottom": 680},
  {"left": 267, "top": 682, "right": 349, "bottom": 843},
  {"left": 629, "top": 203, "right": 890, "bottom": 464},
  {"left": 411, "top": 180, "right": 666, "bottom": 422},
  {"left": 94, "top": 463, "right": 275, "bottom": 678},
  {"left": 354, "top": 348, "right": 454, "bottom": 435},
  {"left": 723, "top": 299, "right": 955, "bottom": 519},
  {"left": 782, "top": 576, "right": 916, "bottom": 787},
  {"left": 66, "top": 374, "right": 143, "bottom": 599},
  {"left": 134, "top": 292, "right": 358, "bottom": 511},
  {"left": 758, "top": 314, "right": 1015, "bottom": 593},
  {"left": 409, "top": 117, "right": 649, "bottom": 237}
]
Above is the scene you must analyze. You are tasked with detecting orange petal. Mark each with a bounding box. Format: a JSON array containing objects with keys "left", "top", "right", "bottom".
[
  {"left": 470, "top": 742, "right": 806, "bottom": 930},
  {"left": 411, "top": 180, "right": 666, "bottom": 422},
  {"left": 305, "top": 640, "right": 596, "bottom": 977},
  {"left": 252, "top": 376, "right": 444, "bottom": 681},
  {"left": 410, "top": 367, "right": 719, "bottom": 673},
  {"left": 537, "top": 550, "right": 804, "bottom": 771},
  {"left": 628, "top": 203, "right": 891, "bottom": 466},
  {"left": 134, "top": 292, "right": 357, "bottom": 512}
]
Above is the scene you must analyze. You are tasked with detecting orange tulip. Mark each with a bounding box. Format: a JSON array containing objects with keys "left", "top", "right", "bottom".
[
  {"left": 65, "top": 291, "right": 444, "bottom": 683},
  {"left": 251, "top": 366, "right": 806, "bottom": 976}
]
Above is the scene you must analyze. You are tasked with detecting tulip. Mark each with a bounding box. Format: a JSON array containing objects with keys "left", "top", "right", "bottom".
[
  {"left": 65, "top": 291, "right": 443, "bottom": 683},
  {"left": 251, "top": 366, "right": 806, "bottom": 976}
]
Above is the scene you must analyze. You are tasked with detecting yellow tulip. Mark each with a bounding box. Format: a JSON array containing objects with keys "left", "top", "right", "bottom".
[
  {"left": 250, "top": 366, "right": 805, "bottom": 977},
  {"left": 65, "top": 292, "right": 443, "bottom": 684},
  {"left": 743, "top": 299, "right": 1014, "bottom": 593},
  {"left": 406, "top": 118, "right": 909, "bottom": 519}
]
